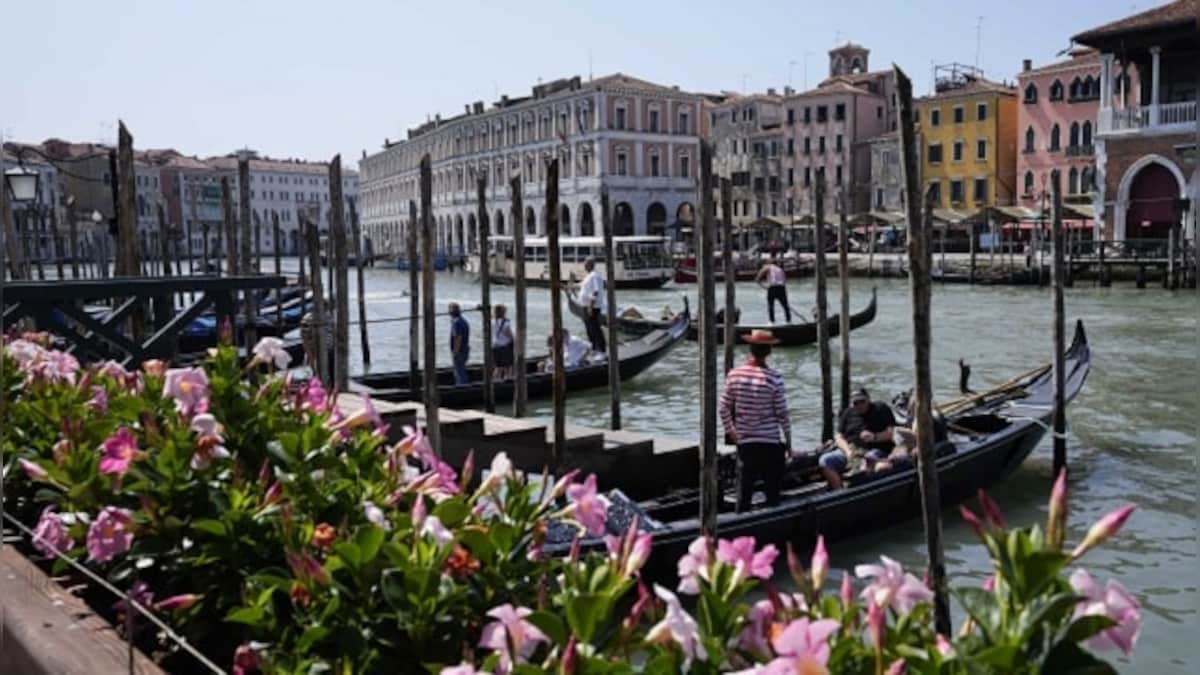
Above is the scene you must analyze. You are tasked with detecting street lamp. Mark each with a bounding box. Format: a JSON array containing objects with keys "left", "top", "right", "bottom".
[{"left": 4, "top": 166, "right": 39, "bottom": 203}]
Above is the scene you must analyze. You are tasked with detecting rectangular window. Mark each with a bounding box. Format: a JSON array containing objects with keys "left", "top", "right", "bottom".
[
  {"left": 974, "top": 177, "right": 988, "bottom": 203},
  {"left": 817, "top": 106, "right": 828, "bottom": 123},
  {"left": 928, "top": 181, "right": 941, "bottom": 204},
  {"left": 876, "top": 188, "right": 883, "bottom": 207},
  {"left": 617, "top": 152, "right": 627, "bottom": 175},
  {"left": 930, "top": 109, "right": 941, "bottom": 127},
  {"left": 615, "top": 108, "right": 626, "bottom": 130},
  {"left": 649, "top": 110, "right": 659, "bottom": 132},
  {"left": 976, "top": 103, "right": 988, "bottom": 121},
  {"left": 836, "top": 134, "right": 843, "bottom": 152},
  {"left": 756, "top": 202, "right": 763, "bottom": 218},
  {"left": 804, "top": 167, "right": 811, "bottom": 186},
  {"left": 787, "top": 198, "right": 794, "bottom": 214},
  {"left": 804, "top": 107, "right": 811, "bottom": 124},
  {"left": 787, "top": 168, "right": 794, "bottom": 186},
  {"left": 680, "top": 156, "right": 690, "bottom": 178},
  {"left": 953, "top": 141, "right": 963, "bottom": 162},
  {"left": 754, "top": 177, "right": 765, "bottom": 192},
  {"left": 803, "top": 137, "right": 811, "bottom": 154},
  {"left": 835, "top": 165, "right": 843, "bottom": 185},
  {"left": 877, "top": 106, "right": 883, "bottom": 119},
  {"left": 787, "top": 108, "right": 795, "bottom": 124},
  {"left": 976, "top": 139, "right": 987, "bottom": 160},
  {"left": 650, "top": 154, "right": 660, "bottom": 177},
  {"left": 787, "top": 139, "right": 794, "bottom": 155},
  {"left": 835, "top": 103, "right": 846, "bottom": 121},
  {"left": 769, "top": 176, "right": 780, "bottom": 192},
  {"left": 927, "top": 143, "right": 943, "bottom": 163},
  {"left": 953, "top": 106, "right": 964, "bottom": 124},
  {"left": 818, "top": 137, "right": 826, "bottom": 154},
  {"left": 950, "top": 179, "right": 964, "bottom": 203},
  {"left": 679, "top": 112, "right": 690, "bottom": 134}
]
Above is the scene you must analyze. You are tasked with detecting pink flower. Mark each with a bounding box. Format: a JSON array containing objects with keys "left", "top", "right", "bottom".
[
  {"left": 1072, "top": 504, "right": 1136, "bottom": 559},
  {"left": 566, "top": 473, "right": 610, "bottom": 537},
  {"left": 419, "top": 515, "right": 453, "bottom": 546},
  {"left": 26, "top": 348, "right": 80, "bottom": 384},
  {"left": 189, "top": 414, "right": 229, "bottom": 470},
  {"left": 286, "top": 552, "right": 330, "bottom": 587},
  {"left": 605, "top": 517, "right": 652, "bottom": 577},
  {"left": 393, "top": 424, "right": 432, "bottom": 456},
  {"left": 86, "top": 507, "right": 135, "bottom": 562},
  {"left": 361, "top": 392, "right": 388, "bottom": 436},
  {"left": 677, "top": 535, "right": 711, "bottom": 594},
  {"left": 959, "top": 505, "right": 986, "bottom": 539},
  {"left": 716, "top": 536, "right": 778, "bottom": 582},
  {"left": 98, "top": 360, "right": 129, "bottom": 380},
  {"left": 5, "top": 339, "right": 42, "bottom": 369},
  {"left": 113, "top": 580, "right": 154, "bottom": 617},
  {"left": 1047, "top": 469, "right": 1069, "bottom": 551},
  {"left": 645, "top": 585, "right": 707, "bottom": 667},
  {"left": 478, "top": 604, "right": 549, "bottom": 669},
  {"left": 867, "top": 599, "right": 886, "bottom": 649},
  {"left": 1069, "top": 570, "right": 1141, "bottom": 656},
  {"left": 885, "top": 658, "right": 907, "bottom": 675},
  {"left": 87, "top": 386, "right": 108, "bottom": 413},
  {"left": 439, "top": 665, "right": 485, "bottom": 675},
  {"left": 773, "top": 616, "right": 840, "bottom": 665},
  {"left": 31, "top": 507, "right": 74, "bottom": 558},
  {"left": 810, "top": 536, "right": 829, "bottom": 592},
  {"left": 737, "top": 599, "right": 776, "bottom": 656},
  {"left": 163, "top": 366, "right": 210, "bottom": 416},
  {"left": 99, "top": 427, "right": 139, "bottom": 476},
  {"left": 982, "top": 574, "right": 996, "bottom": 592},
  {"left": 232, "top": 644, "right": 260, "bottom": 675},
  {"left": 252, "top": 336, "right": 292, "bottom": 369},
  {"left": 977, "top": 490, "right": 1007, "bottom": 531},
  {"left": 302, "top": 378, "right": 328, "bottom": 412},
  {"left": 478, "top": 452, "right": 514, "bottom": 493},
  {"left": 363, "top": 501, "right": 389, "bottom": 531},
  {"left": 18, "top": 458, "right": 48, "bottom": 481},
  {"left": 855, "top": 556, "right": 934, "bottom": 613},
  {"left": 935, "top": 634, "right": 954, "bottom": 657},
  {"left": 263, "top": 480, "right": 283, "bottom": 505},
  {"left": 154, "top": 594, "right": 201, "bottom": 611}
]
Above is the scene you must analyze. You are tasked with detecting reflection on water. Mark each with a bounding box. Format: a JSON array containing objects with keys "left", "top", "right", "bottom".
[{"left": 289, "top": 261, "right": 1196, "bottom": 672}]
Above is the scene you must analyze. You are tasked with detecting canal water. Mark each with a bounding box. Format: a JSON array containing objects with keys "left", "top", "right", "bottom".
[{"left": 288, "top": 261, "right": 1196, "bottom": 672}]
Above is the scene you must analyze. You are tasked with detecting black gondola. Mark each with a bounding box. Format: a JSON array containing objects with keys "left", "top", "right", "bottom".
[
  {"left": 548, "top": 320, "right": 1092, "bottom": 574},
  {"left": 567, "top": 287, "right": 878, "bottom": 347},
  {"left": 353, "top": 309, "right": 691, "bottom": 407},
  {"left": 566, "top": 288, "right": 690, "bottom": 337}
]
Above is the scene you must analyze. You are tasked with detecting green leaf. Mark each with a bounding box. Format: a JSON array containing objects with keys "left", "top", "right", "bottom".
[
  {"left": 225, "top": 606, "right": 264, "bottom": 625},
  {"left": 1041, "top": 640, "right": 1118, "bottom": 674},
  {"left": 1062, "top": 615, "right": 1117, "bottom": 644},
  {"left": 1019, "top": 551, "right": 1072, "bottom": 599},
  {"left": 381, "top": 569, "right": 406, "bottom": 611},
  {"left": 190, "top": 518, "right": 228, "bottom": 537},
  {"left": 334, "top": 542, "right": 363, "bottom": 569},
  {"left": 565, "top": 593, "right": 606, "bottom": 643},
  {"left": 1019, "top": 592, "right": 1082, "bottom": 642},
  {"left": 955, "top": 587, "right": 1000, "bottom": 642},
  {"left": 433, "top": 498, "right": 470, "bottom": 528},
  {"left": 972, "top": 644, "right": 1020, "bottom": 670},
  {"left": 296, "top": 624, "right": 330, "bottom": 652},
  {"left": 354, "top": 526, "right": 385, "bottom": 564},
  {"left": 525, "top": 610, "right": 568, "bottom": 645}
]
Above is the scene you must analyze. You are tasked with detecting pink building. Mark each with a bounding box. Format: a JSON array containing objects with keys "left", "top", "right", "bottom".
[{"left": 1015, "top": 48, "right": 1125, "bottom": 210}]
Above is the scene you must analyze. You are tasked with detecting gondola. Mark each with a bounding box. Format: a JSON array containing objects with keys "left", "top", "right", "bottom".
[
  {"left": 353, "top": 310, "right": 691, "bottom": 407},
  {"left": 566, "top": 288, "right": 689, "bottom": 337},
  {"left": 685, "top": 287, "right": 877, "bottom": 346},
  {"left": 547, "top": 320, "right": 1092, "bottom": 573},
  {"left": 673, "top": 256, "right": 812, "bottom": 283}
]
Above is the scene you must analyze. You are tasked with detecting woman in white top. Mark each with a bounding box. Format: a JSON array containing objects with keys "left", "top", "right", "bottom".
[{"left": 491, "top": 304, "right": 515, "bottom": 380}]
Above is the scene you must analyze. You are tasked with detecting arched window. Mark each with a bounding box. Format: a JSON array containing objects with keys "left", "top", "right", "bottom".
[
  {"left": 1049, "top": 80, "right": 1064, "bottom": 101},
  {"left": 1080, "top": 167, "right": 1092, "bottom": 193},
  {"left": 1068, "top": 167, "right": 1079, "bottom": 194},
  {"left": 1083, "top": 76, "right": 1096, "bottom": 99},
  {"left": 1023, "top": 83, "right": 1038, "bottom": 103},
  {"left": 1069, "top": 122, "right": 1080, "bottom": 148},
  {"left": 1024, "top": 171, "right": 1034, "bottom": 196},
  {"left": 1050, "top": 124, "right": 1061, "bottom": 151},
  {"left": 1025, "top": 127, "right": 1036, "bottom": 152},
  {"left": 1081, "top": 121, "right": 1092, "bottom": 147},
  {"left": 1069, "top": 78, "right": 1081, "bottom": 100}
]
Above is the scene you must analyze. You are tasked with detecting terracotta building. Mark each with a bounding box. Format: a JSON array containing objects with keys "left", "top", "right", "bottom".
[{"left": 1072, "top": 0, "right": 1198, "bottom": 242}]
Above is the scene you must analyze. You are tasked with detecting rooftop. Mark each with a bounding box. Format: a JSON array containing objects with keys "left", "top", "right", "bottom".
[
  {"left": 1019, "top": 49, "right": 1100, "bottom": 77},
  {"left": 1073, "top": 0, "right": 1198, "bottom": 45}
]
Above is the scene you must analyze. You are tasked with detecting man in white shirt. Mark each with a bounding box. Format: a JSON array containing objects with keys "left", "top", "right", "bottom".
[
  {"left": 755, "top": 252, "right": 792, "bottom": 323},
  {"left": 578, "top": 257, "right": 608, "bottom": 352},
  {"left": 541, "top": 330, "right": 592, "bottom": 372}
]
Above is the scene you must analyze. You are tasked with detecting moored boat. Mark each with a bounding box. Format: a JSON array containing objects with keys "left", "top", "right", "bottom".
[
  {"left": 684, "top": 287, "right": 877, "bottom": 346},
  {"left": 471, "top": 236, "right": 673, "bottom": 289}
]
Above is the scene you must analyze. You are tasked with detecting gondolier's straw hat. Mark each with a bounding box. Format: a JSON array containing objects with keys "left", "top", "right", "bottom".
[{"left": 742, "top": 329, "right": 780, "bottom": 345}]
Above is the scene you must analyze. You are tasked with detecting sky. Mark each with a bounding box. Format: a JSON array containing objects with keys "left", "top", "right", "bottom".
[{"left": 3, "top": 0, "right": 1147, "bottom": 167}]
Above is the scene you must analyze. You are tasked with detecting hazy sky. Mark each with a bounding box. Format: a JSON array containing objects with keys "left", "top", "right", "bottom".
[{"left": 5, "top": 0, "right": 1142, "bottom": 166}]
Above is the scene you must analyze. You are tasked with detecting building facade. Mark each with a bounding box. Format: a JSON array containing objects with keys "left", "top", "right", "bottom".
[
  {"left": 710, "top": 91, "right": 787, "bottom": 225},
  {"left": 781, "top": 45, "right": 891, "bottom": 219},
  {"left": 358, "top": 74, "right": 706, "bottom": 257},
  {"left": 1073, "top": 0, "right": 1198, "bottom": 242},
  {"left": 917, "top": 69, "right": 1018, "bottom": 211},
  {"left": 1016, "top": 49, "right": 1112, "bottom": 211},
  {"left": 863, "top": 132, "right": 905, "bottom": 214}
]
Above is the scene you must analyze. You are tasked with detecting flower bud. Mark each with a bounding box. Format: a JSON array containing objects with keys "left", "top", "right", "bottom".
[
  {"left": 18, "top": 458, "right": 48, "bottom": 481},
  {"left": 868, "top": 599, "right": 885, "bottom": 650},
  {"left": 154, "top": 594, "right": 202, "bottom": 611},
  {"left": 977, "top": 489, "right": 1007, "bottom": 531},
  {"left": 810, "top": 535, "right": 829, "bottom": 593},
  {"left": 1046, "top": 469, "right": 1068, "bottom": 551},
  {"left": 1071, "top": 504, "right": 1136, "bottom": 559},
  {"left": 840, "top": 571, "right": 854, "bottom": 608},
  {"left": 786, "top": 542, "right": 806, "bottom": 589},
  {"left": 959, "top": 505, "right": 986, "bottom": 539}
]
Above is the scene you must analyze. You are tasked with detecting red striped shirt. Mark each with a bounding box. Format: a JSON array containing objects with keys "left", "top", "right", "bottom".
[{"left": 720, "top": 358, "right": 789, "bottom": 445}]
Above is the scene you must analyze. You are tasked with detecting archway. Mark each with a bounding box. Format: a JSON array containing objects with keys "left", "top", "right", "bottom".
[
  {"left": 525, "top": 206, "right": 537, "bottom": 235},
  {"left": 646, "top": 202, "right": 667, "bottom": 236},
  {"left": 495, "top": 209, "right": 505, "bottom": 236},
  {"left": 579, "top": 202, "right": 596, "bottom": 236},
  {"left": 454, "top": 214, "right": 465, "bottom": 254},
  {"left": 559, "top": 204, "right": 571, "bottom": 235},
  {"left": 1122, "top": 159, "right": 1184, "bottom": 240},
  {"left": 613, "top": 202, "right": 634, "bottom": 236},
  {"left": 467, "top": 213, "right": 477, "bottom": 254}
]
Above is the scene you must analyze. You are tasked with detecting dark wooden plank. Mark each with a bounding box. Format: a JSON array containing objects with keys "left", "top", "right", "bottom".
[
  {"left": 814, "top": 171, "right": 833, "bottom": 442},
  {"left": 546, "top": 158, "right": 565, "bottom": 469},
  {"left": 510, "top": 176, "right": 528, "bottom": 418},
  {"left": 697, "top": 140, "right": 718, "bottom": 536}
]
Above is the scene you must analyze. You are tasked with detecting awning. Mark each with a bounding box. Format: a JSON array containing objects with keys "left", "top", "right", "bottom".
[
  {"left": 871, "top": 210, "right": 907, "bottom": 224},
  {"left": 931, "top": 208, "right": 975, "bottom": 224},
  {"left": 986, "top": 205, "right": 1042, "bottom": 222},
  {"left": 1001, "top": 221, "right": 1095, "bottom": 230},
  {"left": 1063, "top": 203, "right": 1095, "bottom": 220}
]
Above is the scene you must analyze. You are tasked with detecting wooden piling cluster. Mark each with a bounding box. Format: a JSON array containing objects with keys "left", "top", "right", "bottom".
[
  {"left": 813, "top": 171, "right": 833, "bottom": 442},
  {"left": 696, "top": 141, "right": 719, "bottom": 536},
  {"left": 1050, "top": 171, "right": 1067, "bottom": 477},
  {"left": 546, "top": 159, "right": 565, "bottom": 470},
  {"left": 408, "top": 200, "right": 420, "bottom": 401},
  {"left": 419, "top": 155, "right": 440, "bottom": 456},
  {"left": 351, "top": 198, "right": 371, "bottom": 367},
  {"left": 510, "top": 176, "right": 528, "bottom": 419},
  {"left": 720, "top": 178, "right": 736, "bottom": 375},
  {"left": 477, "top": 175, "right": 494, "bottom": 413},
  {"left": 600, "top": 188, "right": 621, "bottom": 429},
  {"left": 238, "top": 157, "right": 256, "bottom": 348},
  {"left": 838, "top": 191, "right": 851, "bottom": 412}
]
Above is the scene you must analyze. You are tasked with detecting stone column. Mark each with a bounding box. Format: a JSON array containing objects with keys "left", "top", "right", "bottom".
[{"left": 1149, "top": 46, "right": 1161, "bottom": 125}]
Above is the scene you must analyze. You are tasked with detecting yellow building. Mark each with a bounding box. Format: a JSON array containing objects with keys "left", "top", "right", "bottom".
[{"left": 916, "top": 78, "right": 1017, "bottom": 211}]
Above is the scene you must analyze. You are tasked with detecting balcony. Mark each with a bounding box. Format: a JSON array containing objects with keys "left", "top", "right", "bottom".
[
  {"left": 1099, "top": 100, "right": 1197, "bottom": 136},
  {"left": 1065, "top": 145, "right": 1095, "bottom": 157}
]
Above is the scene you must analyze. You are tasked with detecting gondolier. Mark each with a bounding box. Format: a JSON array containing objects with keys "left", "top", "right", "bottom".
[
  {"left": 756, "top": 252, "right": 792, "bottom": 323},
  {"left": 578, "top": 257, "right": 608, "bottom": 354},
  {"left": 719, "top": 329, "right": 792, "bottom": 511}
]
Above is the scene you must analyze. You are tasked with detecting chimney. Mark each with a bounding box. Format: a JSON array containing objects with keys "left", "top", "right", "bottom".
[
  {"left": 1022, "top": 59, "right": 1032, "bottom": 73},
  {"left": 465, "top": 104, "right": 472, "bottom": 115},
  {"left": 767, "top": 87, "right": 777, "bottom": 96}
]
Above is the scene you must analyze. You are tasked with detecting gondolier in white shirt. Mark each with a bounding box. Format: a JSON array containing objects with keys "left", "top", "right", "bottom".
[
  {"left": 578, "top": 257, "right": 608, "bottom": 354},
  {"left": 755, "top": 252, "right": 792, "bottom": 323}
]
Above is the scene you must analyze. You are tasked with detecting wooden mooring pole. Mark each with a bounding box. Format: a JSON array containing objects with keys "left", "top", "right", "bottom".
[
  {"left": 50, "top": 204, "right": 64, "bottom": 280},
  {"left": 329, "top": 157, "right": 350, "bottom": 392},
  {"left": 601, "top": 188, "right": 621, "bottom": 429},
  {"left": 68, "top": 204, "right": 80, "bottom": 279},
  {"left": 1050, "top": 170, "right": 1067, "bottom": 478},
  {"left": 895, "top": 65, "right": 951, "bottom": 636},
  {"left": 350, "top": 197, "right": 371, "bottom": 367},
  {"left": 546, "top": 159, "right": 565, "bottom": 470},
  {"left": 303, "top": 218, "right": 329, "bottom": 384},
  {"left": 419, "top": 155, "right": 441, "bottom": 456},
  {"left": 238, "top": 156, "right": 257, "bottom": 349},
  {"left": 408, "top": 201, "right": 420, "bottom": 401},
  {"left": 477, "top": 174, "right": 494, "bottom": 413},
  {"left": 272, "top": 211, "right": 283, "bottom": 331},
  {"left": 721, "top": 177, "right": 735, "bottom": 374},
  {"left": 838, "top": 191, "right": 851, "bottom": 412},
  {"left": 116, "top": 123, "right": 139, "bottom": 279},
  {"left": 219, "top": 177, "right": 232, "bottom": 277},
  {"left": 814, "top": 171, "right": 833, "bottom": 442},
  {"left": 510, "top": 176, "right": 528, "bottom": 418},
  {"left": 697, "top": 141, "right": 719, "bottom": 536}
]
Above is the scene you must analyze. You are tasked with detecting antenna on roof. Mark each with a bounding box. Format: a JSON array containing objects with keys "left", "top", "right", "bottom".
[
  {"left": 974, "top": 16, "right": 984, "bottom": 70},
  {"left": 588, "top": 48, "right": 593, "bottom": 81}
]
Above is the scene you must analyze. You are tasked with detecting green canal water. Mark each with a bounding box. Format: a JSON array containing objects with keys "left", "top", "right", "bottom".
[{"left": 286, "top": 261, "right": 1197, "bottom": 672}]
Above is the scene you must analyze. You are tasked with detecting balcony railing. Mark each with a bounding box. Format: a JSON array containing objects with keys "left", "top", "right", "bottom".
[
  {"left": 1100, "top": 100, "right": 1198, "bottom": 134},
  {"left": 1065, "top": 145, "right": 1095, "bottom": 157}
]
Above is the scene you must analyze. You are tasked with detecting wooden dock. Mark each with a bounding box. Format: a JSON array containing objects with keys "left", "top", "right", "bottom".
[{"left": 338, "top": 393, "right": 732, "bottom": 498}]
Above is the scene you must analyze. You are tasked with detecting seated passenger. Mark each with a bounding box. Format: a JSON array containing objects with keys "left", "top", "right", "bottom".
[
  {"left": 539, "top": 331, "right": 593, "bottom": 372},
  {"left": 818, "top": 388, "right": 897, "bottom": 490}
]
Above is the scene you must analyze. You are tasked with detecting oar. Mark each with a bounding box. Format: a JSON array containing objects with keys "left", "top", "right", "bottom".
[{"left": 937, "top": 363, "right": 1051, "bottom": 416}]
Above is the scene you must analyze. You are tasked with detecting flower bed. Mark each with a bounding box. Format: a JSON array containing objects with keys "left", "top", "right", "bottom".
[{"left": 2, "top": 331, "right": 1141, "bottom": 673}]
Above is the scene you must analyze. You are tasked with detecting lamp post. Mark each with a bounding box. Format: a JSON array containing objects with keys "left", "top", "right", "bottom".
[{"left": 91, "top": 209, "right": 104, "bottom": 277}]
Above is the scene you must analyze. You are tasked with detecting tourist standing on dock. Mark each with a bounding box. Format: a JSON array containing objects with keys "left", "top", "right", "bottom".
[
  {"left": 719, "top": 330, "right": 792, "bottom": 510},
  {"left": 756, "top": 252, "right": 792, "bottom": 323},
  {"left": 491, "top": 304, "right": 514, "bottom": 380},
  {"left": 449, "top": 303, "right": 470, "bottom": 385},
  {"left": 578, "top": 257, "right": 608, "bottom": 354}
]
